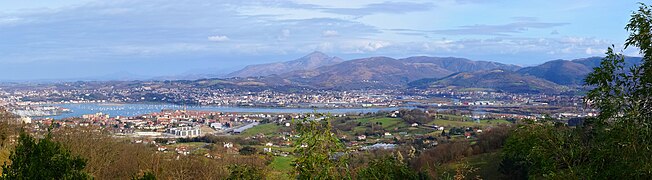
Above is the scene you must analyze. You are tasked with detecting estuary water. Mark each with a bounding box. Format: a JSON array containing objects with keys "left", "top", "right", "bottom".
[{"left": 41, "top": 103, "right": 402, "bottom": 119}]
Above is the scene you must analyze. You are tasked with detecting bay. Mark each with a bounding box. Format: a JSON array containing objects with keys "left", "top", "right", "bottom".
[{"left": 41, "top": 103, "right": 403, "bottom": 119}]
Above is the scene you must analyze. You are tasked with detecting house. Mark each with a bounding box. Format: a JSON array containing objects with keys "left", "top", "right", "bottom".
[
  {"left": 223, "top": 142, "right": 233, "bottom": 149},
  {"left": 357, "top": 135, "right": 367, "bottom": 141},
  {"left": 157, "top": 146, "right": 167, "bottom": 152},
  {"left": 167, "top": 126, "right": 201, "bottom": 137},
  {"left": 210, "top": 122, "right": 223, "bottom": 129}
]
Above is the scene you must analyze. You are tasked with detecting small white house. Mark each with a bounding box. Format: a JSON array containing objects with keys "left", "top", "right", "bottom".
[
  {"left": 357, "top": 135, "right": 367, "bottom": 140},
  {"left": 210, "top": 122, "right": 223, "bottom": 129},
  {"left": 223, "top": 142, "right": 233, "bottom": 149}
]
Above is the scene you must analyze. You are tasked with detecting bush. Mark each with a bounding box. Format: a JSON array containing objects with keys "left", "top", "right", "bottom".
[
  {"left": 227, "top": 164, "right": 264, "bottom": 180},
  {"left": 239, "top": 146, "right": 258, "bottom": 155},
  {"left": 357, "top": 156, "right": 425, "bottom": 180},
  {"left": 1, "top": 132, "right": 91, "bottom": 179}
]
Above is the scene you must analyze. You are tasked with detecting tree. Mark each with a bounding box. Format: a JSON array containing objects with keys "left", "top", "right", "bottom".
[
  {"left": 1, "top": 131, "right": 91, "bottom": 179},
  {"left": 239, "top": 146, "right": 258, "bottom": 155},
  {"left": 356, "top": 156, "right": 424, "bottom": 180},
  {"left": 226, "top": 164, "right": 264, "bottom": 180},
  {"left": 399, "top": 109, "right": 431, "bottom": 125},
  {"left": 581, "top": 3, "right": 652, "bottom": 178},
  {"left": 292, "top": 114, "right": 350, "bottom": 179},
  {"left": 500, "top": 3, "right": 652, "bottom": 179}
]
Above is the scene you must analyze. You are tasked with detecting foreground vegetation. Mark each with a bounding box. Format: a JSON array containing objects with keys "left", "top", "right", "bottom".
[{"left": 500, "top": 3, "right": 652, "bottom": 179}]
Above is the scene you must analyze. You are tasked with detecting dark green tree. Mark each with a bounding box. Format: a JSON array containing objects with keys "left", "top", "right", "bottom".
[
  {"left": 292, "top": 114, "right": 350, "bottom": 180},
  {"left": 500, "top": 3, "right": 652, "bottom": 179},
  {"left": 238, "top": 146, "right": 258, "bottom": 155},
  {"left": 356, "top": 156, "right": 424, "bottom": 180},
  {"left": 582, "top": 3, "right": 652, "bottom": 177},
  {"left": 1, "top": 132, "right": 91, "bottom": 179},
  {"left": 226, "top": 164, "right": 264, "bottom": 180}
]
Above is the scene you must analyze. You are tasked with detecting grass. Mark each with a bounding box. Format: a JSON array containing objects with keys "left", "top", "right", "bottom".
[
  {"left": 430, "top": 119, "right": 512, "bottom": 128},
  {"left": 240, "top": 123, "right": 281, "bottom": 136},
  {"left": 270, "top": 156, "right": 295, "bottom": 171},
  {"left": 251, "top": 145, "right": 295, "bottom": 153},
  {"left": 356, "top": 117, "right": 406, "bottom": 130},
  {"left": 267, "top": 156, "right": 295, "bottom": 180},
  {"left": 430, "top": 119, "right": 480, "bottom": 127},
  {"left": 166, "top": 142, "right": 206, "bottom": 148},
  {"left": 348, "top": 117, "right": 410, "bottom": 135},
  {"left": 479, "top": 119, "right": 511, "bottom": 124},
  {"left": 436, "top": 114, "right": 472, "bottom": 121}
]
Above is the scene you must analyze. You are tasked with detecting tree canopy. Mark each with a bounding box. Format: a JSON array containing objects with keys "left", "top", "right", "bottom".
[
  {"left": 1, "top": 132, "right": 91, "bottom": 180},
  {"left": 500, "top": 3, "right": 652, "bottom": 179}
]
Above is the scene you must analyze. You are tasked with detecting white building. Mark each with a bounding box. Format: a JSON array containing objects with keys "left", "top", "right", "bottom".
[
  {"left": 210, "top": 122, "right": 223, "bottom": 129},
  {"left": 167, "top": 126, "right": 201, "bottom": 137}
]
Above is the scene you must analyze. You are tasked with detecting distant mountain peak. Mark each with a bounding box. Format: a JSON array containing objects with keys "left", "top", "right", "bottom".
[
  {"left": 305, "top": 51, "right": 328, "bottom": 57},
  {"left": 226, "top": 51, "right": 344, "bottom": 78},
  {"left": 518, "top": 56, "right": 642, "bottom": 85}
]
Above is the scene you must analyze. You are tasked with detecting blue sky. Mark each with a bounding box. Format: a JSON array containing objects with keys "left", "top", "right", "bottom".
[{"left": 0, "top": 0, "right": 642, "bottom": 80}]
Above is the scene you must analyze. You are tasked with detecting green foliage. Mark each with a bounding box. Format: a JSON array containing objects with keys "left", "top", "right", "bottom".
[
  {"left": 500, "top": 3, "right": 652, "bottom": 179},
  {"left": 227, "top": 164, "right": 264, "bottom": 180},
  {"left": 292, "top": 114, "right": 350, "bottom": 180},
  {"left": 499, "top": 124, "right": 588, "bottom": 179},
  {"left": 239, "top": 146, "right": 258, "bottom": 155},
  {"left": 398, "top": 109, "right": 432, "bottom": 125},
  {"left": 1, "top": 132, "right": 91, "bottom": 180},
  {"left": 585, "top": 2, "right": 652, "bottom": 178},
  {"left": 357, "top": 156, "right": 424, "bottom": 180}
]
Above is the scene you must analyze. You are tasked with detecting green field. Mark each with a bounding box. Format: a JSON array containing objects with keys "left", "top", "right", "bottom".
[
  {"left": 436, "top": 114, "right": 472, "bottom": 121},
  {"left": 430, "top": 119, "right": 511, "bottom": 128},
  {"left": 430, "top": 119, "right": 479, "bottom": 127},
  {"left": 270, "top": 156, "right": 295, "bottom": 171},
  {"left": 355, "top": 117, "right": 406, "bottom": 130},
  {"left": 267, "top": 156, "right": 295, "bottom": 180},
  {"left": 166, "top": 142, "right": 206, "bottom": 148},
  {"left": 240, "top": 123, "right": 281, "bottom": 136},
  {"left": 479, "top": 119, "right": 511, "bottom": 124}
]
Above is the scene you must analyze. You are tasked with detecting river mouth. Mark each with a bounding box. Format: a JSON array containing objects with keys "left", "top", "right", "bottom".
[{"left": 39, "top": 103, "right": 407, "bottom": 120}]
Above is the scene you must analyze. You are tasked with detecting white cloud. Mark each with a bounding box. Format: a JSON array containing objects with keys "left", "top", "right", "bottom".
[
  {"left": 208, "top": 35, "right": 229, "bottom": 42},
  {"left": 585, "top": 47, "right": 605, "bottom": 55},
  {"left": 0, "top": 17, "right": 23, "bottom": 26},
  {"left": 277, "top": 29, "right": 291, "bottom": 40},
  {"left": 321, "top": 30, "right": 339, "bottom": 37},
  {"left": 361, "top": 41, "right": 390, "bottom": 52}
]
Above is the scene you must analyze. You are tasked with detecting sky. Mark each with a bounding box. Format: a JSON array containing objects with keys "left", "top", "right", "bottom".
[{"left": 0, "top": 0, "right": 643, "bottom": 81}]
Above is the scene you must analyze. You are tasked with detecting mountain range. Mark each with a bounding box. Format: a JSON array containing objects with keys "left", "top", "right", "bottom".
[
  {"left": 227, "top": 51, "right": 343, "bottom": 78},
  {"left": 408, "top": 69, "right": 565, "bottom": 94},
  {"left": 517, "top": 56, "right": 642, "bottom": 85},
  {"left": 221, "top": 51, "right": 642, "bottom": 93}
]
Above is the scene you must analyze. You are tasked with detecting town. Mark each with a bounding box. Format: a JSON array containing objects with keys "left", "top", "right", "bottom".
[{"left": 0, "top": 81, "right": 597, "bottom": 165}]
